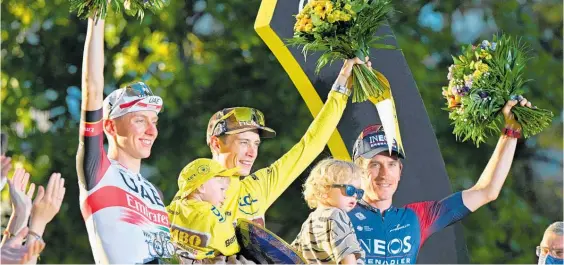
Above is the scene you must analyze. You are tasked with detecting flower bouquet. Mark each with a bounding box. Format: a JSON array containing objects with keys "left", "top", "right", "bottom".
[
  {"left": 287, "top": 0, "right": 405, "bottom": 155},
  {"left": 287, "top": 0, "right": 396, "bottom": 103},
  {"left": 443, "top": 34, "right": 553, "bottom": 146},
  {"left": 69, "top": 0, "right": 167, "bottom": 21}
]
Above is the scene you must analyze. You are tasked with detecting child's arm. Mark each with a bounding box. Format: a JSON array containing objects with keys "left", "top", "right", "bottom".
[
  {"left": 328, "top": 209, "right": 365, "bottom": 264},
  {"left": 340, "top": 254, "right": 358, "bottom": 264}
]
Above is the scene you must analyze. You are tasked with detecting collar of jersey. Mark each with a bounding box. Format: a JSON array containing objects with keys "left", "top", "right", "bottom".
[
  {"left": 358, "top": 199, "right": 396, "bottom": 214},
  {"left": 109, "top": 159, "right": 141, "bottom": 176}
]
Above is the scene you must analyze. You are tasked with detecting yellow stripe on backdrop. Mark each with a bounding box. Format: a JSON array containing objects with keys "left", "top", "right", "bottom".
[{"left": 254, "top": 0, "right": 351, "bottom": 161}]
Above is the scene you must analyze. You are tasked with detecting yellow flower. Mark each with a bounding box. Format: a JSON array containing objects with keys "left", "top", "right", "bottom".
[
  {"left": 474, "top": 60, "right": 489, "bottom": 72},
  {"left": 304, "top": 23, "right": 313, "bottom": 33},
  {"left": 312, "top": 0, "right": 332, "bottom": 19},
  {"left": 478, "top": 50, "right": 492, "bottom": 60},
  {"left": 345, "top": 4, "right": 352, "bottom": 10},
  {"left": 473, "top": 70, "right": 483, "bottom": 79},
  {"left": 325, "top": 1, "right": 333, "bottom": 13},
  {"left": 327, "top": 13, "right": 336, "bottom": 23}
]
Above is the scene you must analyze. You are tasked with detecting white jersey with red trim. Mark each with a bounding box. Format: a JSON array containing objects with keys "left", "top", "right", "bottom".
[
  {"left": 77, "top": 109, "right": 172, "bottom": 264},
  {"left": 79, "top": 160, "right": 173, "bottom": 264}
]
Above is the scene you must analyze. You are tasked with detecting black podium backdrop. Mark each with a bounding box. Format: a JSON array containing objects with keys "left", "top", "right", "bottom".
[{"left": 255, "top": 0, "right": 469, "bottom": 263}]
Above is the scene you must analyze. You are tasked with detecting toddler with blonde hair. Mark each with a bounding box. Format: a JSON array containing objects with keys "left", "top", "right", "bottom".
[{"left": 292, "top": 158, "right": 366, "bottom": 264}]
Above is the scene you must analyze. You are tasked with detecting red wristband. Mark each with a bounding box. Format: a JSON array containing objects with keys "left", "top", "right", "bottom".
[{"left": 502, "top": 127, "right": 521, "bottom": 139}]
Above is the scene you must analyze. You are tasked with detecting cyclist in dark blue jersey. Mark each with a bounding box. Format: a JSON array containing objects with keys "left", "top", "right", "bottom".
[{"left": 348, "top": 98, "right": 532, "bottom": 264}]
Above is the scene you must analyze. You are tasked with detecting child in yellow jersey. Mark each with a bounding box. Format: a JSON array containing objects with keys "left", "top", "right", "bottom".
[
  {"left": 292, "top": 159, "right": 366, "bottom": 265},
  {"left": 167, "top": 158, "right": 241, "bottom": 262}
]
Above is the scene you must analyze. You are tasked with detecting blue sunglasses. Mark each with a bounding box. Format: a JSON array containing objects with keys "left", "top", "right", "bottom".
[{"left": 331, "top": 184, "right": 364, "bottom": 199}]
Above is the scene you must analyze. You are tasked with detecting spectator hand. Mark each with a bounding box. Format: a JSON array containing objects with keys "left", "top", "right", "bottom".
[
  {"left": 1, "top": 227, "right": 46, "bottom": 264},
  {"left": 1, "top": 155, "right": 12, "bottom": 190},
  {"left": 7, "top": 168, "right": 35, "bottom": 234},
  {"left": 29, "top": 173, "right": 66, "bottom": 236}
]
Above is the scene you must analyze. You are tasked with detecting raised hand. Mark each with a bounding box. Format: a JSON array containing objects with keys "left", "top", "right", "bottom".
[
  {"left": 6, "top": 168, "right": 35, "bottom": 235},
  {"left": 335, "top": 57, "right": 373, "bottom": 89},
  {"left": 502, "top": 96, "right": 533, "bottom": 131},
  {"left": 1, "top": 155, "right": 12, "bottom": 189},
  {"left": 29, "top": 173, "right": 66, "bottom": 237}
]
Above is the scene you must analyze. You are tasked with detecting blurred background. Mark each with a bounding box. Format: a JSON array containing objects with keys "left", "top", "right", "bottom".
[{"left": 1, "top": 0, "right": 562, "bottom": 263}]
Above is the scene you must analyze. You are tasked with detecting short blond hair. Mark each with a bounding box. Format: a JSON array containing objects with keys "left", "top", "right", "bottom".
[
  {"left": 303, "top": 158, "right": 365, "bottom": 209},
  {"left": 354, "top": 156, "right": 369, "bottom": 169}
]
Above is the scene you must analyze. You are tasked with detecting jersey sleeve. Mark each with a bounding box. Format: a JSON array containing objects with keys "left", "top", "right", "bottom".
[
  {"left": 76, "top": 109, "right": 110, "bottom": 191},
  {"left": 246, "top": 91, "right": 348, "bottom": 212},
  {"left": 405, "top": 192, "right": 471, "bottom": 245},
  {"left": 328, "top": 208, "right": 365, "bottom": 263}
]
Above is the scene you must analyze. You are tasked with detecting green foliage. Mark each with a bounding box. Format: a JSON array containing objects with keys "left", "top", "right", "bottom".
[
  {"left": 69, "top": 0, "right": 167, "bottom": 21},
  {"left": 0, "top": 0, "right": 561, "bottom": 264},
  {"left": 444, "top": 35, "right": 553, "bottom": 146}
]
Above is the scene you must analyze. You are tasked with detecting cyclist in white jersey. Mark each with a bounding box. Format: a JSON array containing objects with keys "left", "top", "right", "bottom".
[{"left": 76, "top": 17, "right": 171, "bottom": 264}]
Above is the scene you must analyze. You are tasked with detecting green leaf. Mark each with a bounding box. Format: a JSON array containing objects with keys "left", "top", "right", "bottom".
[{"left": 369, "top": 43, "right": 398, "bottom": 50}]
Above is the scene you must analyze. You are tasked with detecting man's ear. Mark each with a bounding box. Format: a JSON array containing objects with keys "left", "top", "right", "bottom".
[
  {"left": 209, "top": 136, "right": 223, "bottom": 155},
  {"left": 103, "top": 119, "right": 117, "bottom": 137},
  {"left": 398, "top": 160, "right": 403, "bottom": 180}
]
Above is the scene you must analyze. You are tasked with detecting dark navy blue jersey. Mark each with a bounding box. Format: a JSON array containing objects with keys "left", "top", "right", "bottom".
[{"left": 348, "top": 192, "right": 471, "bottom": 264}]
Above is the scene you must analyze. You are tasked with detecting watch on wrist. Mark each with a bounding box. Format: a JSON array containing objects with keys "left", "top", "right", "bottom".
[{"left": 331, "top": 83, "right": 351, "bottom": 96}]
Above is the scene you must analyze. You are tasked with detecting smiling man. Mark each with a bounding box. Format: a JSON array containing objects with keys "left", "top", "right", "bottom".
[
  {"left": 348, "top": 97, "right": 534, "bottom": 264},
  {"left": 169, "top": 58, "right": 367, "bottom": 230},
  {"left": 76, "top": 18, "right": 170, "bottom": 264}
]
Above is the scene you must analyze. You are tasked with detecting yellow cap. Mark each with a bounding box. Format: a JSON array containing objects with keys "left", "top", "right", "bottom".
[{"left": 177, "top": 158, "right": 240, "bottom": 199}]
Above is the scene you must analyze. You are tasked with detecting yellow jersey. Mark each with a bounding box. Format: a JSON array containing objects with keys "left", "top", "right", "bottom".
[
  {"left": 167, "top": 199, "right": 239, "bottom": 260},
  {"left": 222, "top": 91, "right": 348, "bottom": 226}
]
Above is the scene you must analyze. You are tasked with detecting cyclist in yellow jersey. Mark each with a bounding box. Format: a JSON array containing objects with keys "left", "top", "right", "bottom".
[{"left": 185, "top": 58, "right": 368, "bottom": 226}]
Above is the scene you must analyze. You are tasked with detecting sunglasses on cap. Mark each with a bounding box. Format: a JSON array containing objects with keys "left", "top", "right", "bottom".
[
  {"left": 109, "top": 82, "right": 156, "bottom": 115},
  {"left": 212, "top": 107, "right": 266, "bottom": 131},
  {"left": 331, "top": 184, "right": 364, "bottom": 199}
]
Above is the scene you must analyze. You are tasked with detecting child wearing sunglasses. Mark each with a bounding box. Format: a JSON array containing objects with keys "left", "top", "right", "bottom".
[{"left": 292, "top": 158, "right": 366, "bottom": 265}]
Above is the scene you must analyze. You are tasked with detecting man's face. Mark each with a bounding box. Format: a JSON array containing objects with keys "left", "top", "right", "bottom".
[
  {"left": 361, "top": 152, "right": 402, "bottom": 202},
  {"left": 107, "top": 111, "right": 159, "bottom": 159},
  {"left": 539, "top": 232, "right": 564, "bottom": 263},
  {"left": 216, "top": 130, "right": 260, "bottom": 176}
]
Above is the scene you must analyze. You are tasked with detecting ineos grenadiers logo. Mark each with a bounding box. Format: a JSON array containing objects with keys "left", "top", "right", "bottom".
[{"left": 360, "top": 236, "right": 412, "bottom": 255}]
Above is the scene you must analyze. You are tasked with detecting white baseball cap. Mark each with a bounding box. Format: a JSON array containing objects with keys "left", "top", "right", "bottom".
[{"left": 103, "top": 82, "right": 163, "bottom": 119}]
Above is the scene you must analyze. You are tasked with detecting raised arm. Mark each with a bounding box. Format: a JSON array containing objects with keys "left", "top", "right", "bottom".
[
  {"left": 76, "top": 18, "right": 110, "bottom": 191},
  {"left": 82, "top": 18, "right": 105, "bottom": 111},
  {"left": 461, "top": 98, "right": 532, "bottom": 211},
  {"left": 251, "top": 58, "right": 368, "bottom": 209}
]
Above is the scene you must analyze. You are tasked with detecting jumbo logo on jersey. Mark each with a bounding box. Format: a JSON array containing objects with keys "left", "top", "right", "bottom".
[
  {"left": 360, "top": 236, "right": 412, "bottom": 255},
  {"left": 171, "top": 225, "right": 210, "bottom": 248}
]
